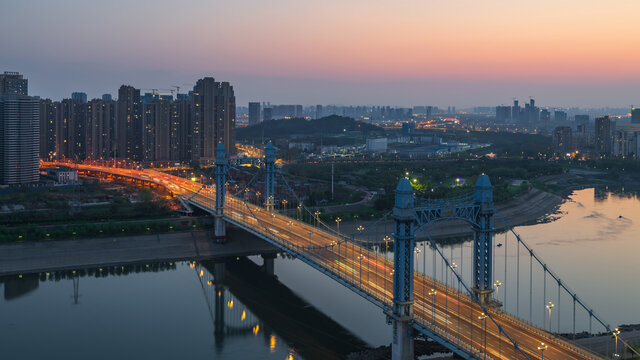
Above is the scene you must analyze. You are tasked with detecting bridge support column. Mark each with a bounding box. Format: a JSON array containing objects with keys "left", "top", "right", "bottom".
[
  {"left": 264, "top": 141, "right": 275, "bottom": 212},
  {"left": 391, "top": 178, "right": 415, "bottom": 360},
  {"left": 214, "top": 143, "right": 227, "bottom": 243},
  {"left": 261, "top": 253, "right": 276, "bottom": 276},
  {"left": 473, "top": 174, "right": 494, "bottom": 305}
]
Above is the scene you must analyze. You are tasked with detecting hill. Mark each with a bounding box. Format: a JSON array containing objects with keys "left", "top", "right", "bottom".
[{"left": 237, "top": 115, "right": 385, "bottom": 139}]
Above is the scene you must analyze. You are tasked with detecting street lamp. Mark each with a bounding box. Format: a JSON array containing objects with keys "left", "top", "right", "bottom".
[
  {"left": 335, "top": 217, "right": 341, "bottom": 233},
  {"left": 415, "top": 247, "right": 421, "bottom": 266},
  {"left": 282, "top": 199, "right": 288, "bottom": 214},
  {"left": 538, "top": 342, "right": 548, "bottom": 360},
  {"left": 297, "top": 203, "right": 302, "bottom": 220},
  {"left": 383, "top": 235, "right": 392, "bottom": 253},
  {"left": 546, "top": 301, "right": 555, "bottom": 331},
  {"left": 450, "top": 262, "right": 458, "bottom": 287},
  {"left": 478, "top": 312, "right": 488, "bottom": 359},
  {"left": 494, "top": 280, "right": 502, "bottom": 299},
  {"left": 613, "top": 328, "right": 620, "bottom": 358},
  {"left": 314, "top": 210, "right": 321, "bottom": 226},
  {"left": 428, "top": 289, "right": 437, "bottom": 323}
]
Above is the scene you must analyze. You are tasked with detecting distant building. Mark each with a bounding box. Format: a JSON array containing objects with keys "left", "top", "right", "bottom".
[
  {"left": 86, "top": 98, "right": 116, "bottom": 160},
  {"left": 366, "top": 138, "right": 388, "bottom": 153},
  {"left": 595, "top": 116, "right": 613, "bottom": 156},
  {"left": 71, "top": 92, "right": 87, "bottom": 103},
  {"left": 46, "top": 166, "right": 78, "bottom": 185},
  {"left": 554, "top": 110, "right": 567, "bottom": 123},
  {"left": 248, "top": 102, "right": 261, "bottom": 126},
  {"left": 263, "top": 107, "right": 273, "bottom": 122},
  {"left": 0, "top": 94, "right": 40, "bottom": 184},
  {"left": 143, "top": 99, "right": 172, "bottom": 161},
  {"left": 575, "top": 115, "right": 589, "bottom": 129},
  {"left": 101, "top": 94, "right": 112, "bottom": 101},
  {"left": 632, "top": 107, "right": 640, "bottom": 124},
  {"left": 553, "top": 126, "right": 573, "bottom": 154},
  {"left": 540, "top": 109, "right": 551, "bottom": 128},
  {"left": 316, "top": 104, "right": 323, "bottom": 119},
  {"left": 401, "top": 121, "right": 415, "bottom": 136},
  {"left": 57, "top": 98, "right": 87, "bottom": 160},
  {"left": 0, "top": 71, "right": 28, "bottom": 95},
  {"left": 496, "top": 106, "right": 511, "bottom": 122},
  {"left": 192, "top": 77, "right": 236, "bottom": 158},
  {"left": 612, "top": 130, "right": 631, "bottom": 157}
]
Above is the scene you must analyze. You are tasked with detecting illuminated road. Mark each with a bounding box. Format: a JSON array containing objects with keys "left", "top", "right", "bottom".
[{"left": 48, "top": 162, "right": 605, "bottom": 360}]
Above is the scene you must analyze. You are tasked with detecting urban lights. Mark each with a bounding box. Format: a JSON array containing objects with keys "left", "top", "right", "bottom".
[{"left": 538, "top": 342, "right": 548, "bottom": 360}]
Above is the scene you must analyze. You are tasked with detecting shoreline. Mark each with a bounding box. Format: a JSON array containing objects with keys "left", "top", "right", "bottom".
[{"left": 338, "top": 188, "right": 565, "bottom": 240}]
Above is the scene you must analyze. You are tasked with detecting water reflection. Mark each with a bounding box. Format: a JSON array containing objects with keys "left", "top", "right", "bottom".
[{"left": 0, "top": 258, "right": 367, "bottom": 360}]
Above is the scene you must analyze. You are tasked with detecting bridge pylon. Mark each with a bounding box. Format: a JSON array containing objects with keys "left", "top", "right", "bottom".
[
  {"left": 472, "top": 174, "right": 494, "bottom": 305},
  {"left": 391, "top": 178, "right": 415, "bottom": 360},
  {"left": 214, "top": 143, "right": 227, "bottom": 243},
  {"left": 264, "top": 142, "right": 275, "bottom": 212}
]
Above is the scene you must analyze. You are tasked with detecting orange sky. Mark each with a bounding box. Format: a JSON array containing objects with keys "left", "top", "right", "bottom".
[{"left": 2, "top": 0, "right": 640, "bottom": 105}]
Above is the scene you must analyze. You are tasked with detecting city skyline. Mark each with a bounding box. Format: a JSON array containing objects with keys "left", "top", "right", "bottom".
[{"left": 2, "top": 0, "right": 639, "bottom": 107}]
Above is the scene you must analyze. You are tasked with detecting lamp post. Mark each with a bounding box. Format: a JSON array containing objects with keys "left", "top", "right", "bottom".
[
  {"left": 297, "top": 203, "right": 302, "bottom": 220},
  {"left": 428, "top": 289, "right": 437, "bottom": 324},
  {"left": 383, "top": 235, "right": 391, "bottom": 254},
  {"left": 494, "top": 280, "right": 502, "bottom": 299},
  {"left": 356, "top": 225, "right": 364, "bottom": 236},
  {"left": 546, "top": 301, "right": 555, "bottom": 332},
  {"left": 613, "top": 328, "right": 620, "bottom": 358},
  {"left": 358, "top": 254, "right": 364, "bottom": 286},
  {"left": 478, "top": 312, "right": 488, "bottom": 359},
  {"left": 335, "top": 217, "right": 341, "bottom": 234},
  {"left": 538, "top": 342, "right": 548, "bottom": 360},
  {"left": 282, "top": 199, "right": 288, "bottom": 214},
  {"left": 314, "top": 210, "right": 321, "bottom": 227},
  {"left": 449, "top": 262, "right": 458, "bottom": 289}
]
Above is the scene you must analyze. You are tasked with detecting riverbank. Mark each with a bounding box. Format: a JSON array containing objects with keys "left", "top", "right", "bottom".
[
  {"left": 0, "top": 228, "right": 278, "bottom": 276},
  {"left": 339, "top": 188, "right": 564, "bottom": 240}
]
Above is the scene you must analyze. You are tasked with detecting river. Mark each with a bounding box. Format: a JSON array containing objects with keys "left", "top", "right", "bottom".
[{"left": 1, "top": 188, "right": 638, "bottom": 359}]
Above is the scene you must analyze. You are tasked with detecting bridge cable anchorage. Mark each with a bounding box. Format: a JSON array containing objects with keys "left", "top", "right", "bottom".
[
  {"left": 492, "top": 206, "right": 640, "bottom": 357},
  {"left": 418, "top": 227, "right": 532, "bottom": 360}
]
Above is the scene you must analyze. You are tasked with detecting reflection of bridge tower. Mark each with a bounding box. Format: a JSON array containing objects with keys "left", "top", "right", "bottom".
[
  {"left": 72, "top": 274, "right": 81, "bottom": 304},
  {"left": 391, "top": 178, "right": 415, "bottom": 360}
]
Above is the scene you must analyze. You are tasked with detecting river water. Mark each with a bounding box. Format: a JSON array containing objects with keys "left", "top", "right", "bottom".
[{"left": 1, "top": 188, "right": 638, "bottom": 359}]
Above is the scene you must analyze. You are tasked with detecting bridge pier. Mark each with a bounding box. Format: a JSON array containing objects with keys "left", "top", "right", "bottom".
[
  {"left": 214, "top": 143, "right": 227, "bottom": 243},
  {"left": 472, "top": 174, "right": 494, "bottom": 305},
  {"left": 391, "top": 178, "right": 415, "bottom": 360},
  {"left": 261, "top": 253, "right": 276, "bottom": 276}
]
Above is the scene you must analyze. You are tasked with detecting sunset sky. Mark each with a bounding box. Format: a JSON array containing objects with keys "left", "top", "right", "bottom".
[{"left": 2, "top": 0, "right": 639, "bottom": 107}]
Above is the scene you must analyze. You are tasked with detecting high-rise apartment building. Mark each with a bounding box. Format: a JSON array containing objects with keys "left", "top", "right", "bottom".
[
  {"left": 71, "top": 92, "right": 87, "bottom": 103},
  {"left": 39, "top": 99, "right": 58, "bottom": 160},
  {"left": 495, "top": 106, "right": 511, "bottom": 122},
  {"left": 263, "top": 107, "right": 273, "bottom": 122},
  {"left": 116, "top": 85, "right": 142, "bottom": 160},
  {"left": 171, "top": 98, "right": 192, "bottom": 162},
  {"left": 192, "top": 77, "right": 235, "bottom": 160},
  {"left": 86, "top": 99, "right": 115, "bottom": 160},
  {"left": 632, "top": 107, "right": 640, "bottom": 124},
  {"left": 143, "top": 99, "right": 172, "bottom": 161},
  {"left": 554, "top": 110, "right": 567, "bottom": 123},
  {"left": 0, "top": 71, "right": 28, "bottom": 95},
  {"left": 553, "top": 126, "right": 573, "bottom": 154},
  {"left": 57, "top": 98, "right": 87, "bottom": 160},
  {"left": 575, "top": 115, "right": 589, "bottom": 129},
  {"left": 248, "top": 102, "right": 261, "bottom": 126},
  {"left": 0, "top": 94, "right": 40, "bottom": 184},
  {"left": 595, "top": 116, "right": 613, "bottom": 156}
]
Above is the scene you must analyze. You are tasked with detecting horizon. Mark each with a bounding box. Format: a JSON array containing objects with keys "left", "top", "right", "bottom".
[{"left": 2, "top": 0, "right": 639, "bottom": 108}]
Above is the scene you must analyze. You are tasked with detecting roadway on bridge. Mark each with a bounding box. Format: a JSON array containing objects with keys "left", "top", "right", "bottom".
[{"left": 51, "top": 161, "right": 605, "bottom": 360}]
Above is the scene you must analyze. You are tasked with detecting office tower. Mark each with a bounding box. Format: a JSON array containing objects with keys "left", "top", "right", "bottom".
[
  {"left": 143, "top": 99, "right": 172, "bottom": 161},
  {"left": 263, "top": 107, "right": 273, "bottom": 122},
  {"left": 595, "top": 116, "right": 613, "bottom": 156},
  {"left": 496, "top": 106, "right": 511, "bottom": 122},
  {"left": 632, "top": 107, "right": 640, "bottom": 124},
  {"left": 57, "top": 98, "right": 87, "bottom": 160},
  {"left": 0, "top": 71, "right": 28, "bottom": 95},
  {"left": 248, "top": 102, "right": 261, "bottom": 126},
  {"left": 102, "top": 94, "right": 112, "bottom": 101},
  {"left": 39, "top": 99, "right": 58, "bottom": 160},
  {"left": 86, "top": 99, "right": 115, "bottom": 160},
  {"left": 0, "top": 94, "right": 40, "bottom": 184},
  {"left": 575, "top": 115, "right": 589, "bottom": 129},
  {"left": 316, "top": 105, "right": 323, "bottom": 119},
  {"left": 116, "top": 85, "right": 142, "bottom": 160},
  {"left": 554, "top": 111, "right": 567, "bottom": 123},
  {"left": 71, "top": 92, "right": 87, "bottom": 103},
  {"left": 553, "top": 126, "right": 573, "bottom": 154},
  {"left": 192, "top": 77, "right": 236, "bottom": 160}
]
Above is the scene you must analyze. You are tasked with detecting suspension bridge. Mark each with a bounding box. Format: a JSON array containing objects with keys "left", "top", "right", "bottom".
[{"left": 44, "top": 142, "right": 639, "bottom": 360}]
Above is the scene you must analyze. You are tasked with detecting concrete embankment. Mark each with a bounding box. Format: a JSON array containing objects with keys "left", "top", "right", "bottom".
[
  {"left": 339, "top": 188, "right": 564, "bottom": 240},
  {"left": 0, "top": 228, "right": 278, "bottom": 276}
]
